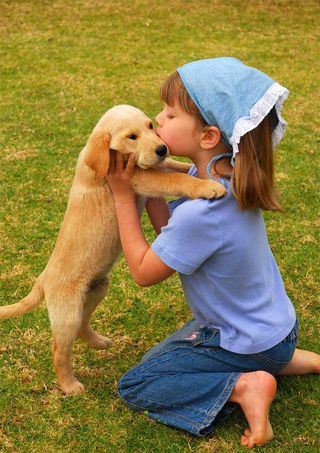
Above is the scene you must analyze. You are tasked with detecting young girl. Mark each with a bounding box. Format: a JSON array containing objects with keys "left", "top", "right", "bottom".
[{"left": 107, "top": 57, "right": 320, "bottom": 449}]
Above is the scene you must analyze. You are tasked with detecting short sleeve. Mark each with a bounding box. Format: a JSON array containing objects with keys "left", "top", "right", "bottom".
[{"left": 151, "top": 199, "right": 223, "bottom": 275}]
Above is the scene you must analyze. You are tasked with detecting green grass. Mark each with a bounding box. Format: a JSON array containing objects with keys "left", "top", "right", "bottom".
[{"left": 0, "top": 0, "right": 319, "bottom": 451}]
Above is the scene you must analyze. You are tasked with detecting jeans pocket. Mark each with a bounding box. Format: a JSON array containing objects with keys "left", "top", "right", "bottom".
[
  {"left": 191, "top": 327, "right": 220, "bottom": 347},
  {"left": 141, "top": 322, "right": 219, "bottom": 363}
]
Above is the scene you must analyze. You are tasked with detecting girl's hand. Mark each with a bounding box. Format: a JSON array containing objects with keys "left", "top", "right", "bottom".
[{"left": 107, "top": 151, "right": 136, "bottom": 202}]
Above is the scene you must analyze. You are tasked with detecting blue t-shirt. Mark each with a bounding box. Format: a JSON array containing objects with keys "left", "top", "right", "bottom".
[{"left": 151, "top": 172, "right": 296, "bottom": 354}]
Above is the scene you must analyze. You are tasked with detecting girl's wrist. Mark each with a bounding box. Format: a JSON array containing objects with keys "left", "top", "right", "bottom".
[{"left": 113, "top": 193, "right": 136, "bottom": 205}]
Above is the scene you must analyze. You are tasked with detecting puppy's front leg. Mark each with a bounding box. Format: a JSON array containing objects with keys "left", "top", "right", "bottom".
[{"left": 132, "top": 168, "right": 226, "bottom": 199}]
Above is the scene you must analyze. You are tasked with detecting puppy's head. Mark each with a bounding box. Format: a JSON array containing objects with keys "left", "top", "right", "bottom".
[{"left": 84, "top": 105, "right": 169, "bottom": 177}]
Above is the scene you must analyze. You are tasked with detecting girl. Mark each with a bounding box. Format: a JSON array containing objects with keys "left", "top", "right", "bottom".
[{"left": 107, "top": 58, "right": 320, "bottom": 449}]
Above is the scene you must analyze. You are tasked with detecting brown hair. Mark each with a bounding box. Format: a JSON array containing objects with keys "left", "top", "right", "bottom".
[
  {"left": 160, "top": 71, "right": 283, "bottom": 212},
  {"left": 231, "top": 114, "right": 283, "bottom": 212},
  {"left": 160, "top": 71, "right": 207, "bottom": 126}
]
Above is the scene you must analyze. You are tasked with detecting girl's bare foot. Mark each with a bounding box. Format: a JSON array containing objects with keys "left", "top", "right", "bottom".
[
  {"left": 279, "top": 348, "right": 320, "bottom": 375},
  {"left": 229, "top": 371, "right": 277, "bottom": 449}
]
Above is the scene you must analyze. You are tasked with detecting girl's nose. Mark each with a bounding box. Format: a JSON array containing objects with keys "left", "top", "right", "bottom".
[{"left": 155, "top": 111, "right": 162, "bottom": 126}]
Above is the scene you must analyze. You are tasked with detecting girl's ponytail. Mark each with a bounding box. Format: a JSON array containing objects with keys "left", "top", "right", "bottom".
[{"left": 231, "top": 111, "right": 283, "bottom": 212}]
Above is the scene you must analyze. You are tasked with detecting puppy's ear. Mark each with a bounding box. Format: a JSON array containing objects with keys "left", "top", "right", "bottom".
[{"left": 84, "top": 130, "right": 111, "bottom": 177}]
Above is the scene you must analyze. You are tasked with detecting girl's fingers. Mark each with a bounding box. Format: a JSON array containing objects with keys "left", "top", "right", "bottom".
[
  {"left": 125, "top": 153, "right": 135, "bottom": 176},
  {"left": 109, "top": 150, "right": 116, "bottom": 173},
  {"left": 108, "top": 151, "right": 135, "bottom": 178},
  {"left": 116, "top": 151, "right": 124, "bottom": 173}
]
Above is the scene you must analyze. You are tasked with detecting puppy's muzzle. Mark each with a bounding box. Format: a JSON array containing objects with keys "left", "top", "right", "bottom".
[{"left": 155, "top": 144, "right": 168, "bottom": 158}]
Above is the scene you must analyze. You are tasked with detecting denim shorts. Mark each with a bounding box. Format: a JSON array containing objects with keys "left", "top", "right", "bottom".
[{"left": 118, "top": 319, "right": 298, "bottom": 436}]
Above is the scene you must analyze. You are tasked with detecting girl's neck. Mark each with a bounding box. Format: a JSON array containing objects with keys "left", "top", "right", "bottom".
[{"left": 193, "top": 147, "right": 233, "bottom": 180}]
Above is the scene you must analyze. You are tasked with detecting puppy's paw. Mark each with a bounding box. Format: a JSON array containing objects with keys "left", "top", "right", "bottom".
[
  {"left": 210, "top": 180, "right": 227, "bottom": 198},
  {"left": 196, "top": 180, "right": 227, "bottom": 199},
  {"left": 87, "top": 334, "right": 112, "bottom": 350},
  {"left": 61, "top": 379, "right": 85, "bottom": 396}
]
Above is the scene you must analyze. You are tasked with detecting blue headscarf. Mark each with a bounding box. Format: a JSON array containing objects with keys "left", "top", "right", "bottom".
[{"left": 177, "top": 57, "right": 289, "bottom": 157}]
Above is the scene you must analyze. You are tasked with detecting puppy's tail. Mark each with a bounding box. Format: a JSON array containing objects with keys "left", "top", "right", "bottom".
[{"left": 0, "top": 280, "right": 44, "bottom": 319}]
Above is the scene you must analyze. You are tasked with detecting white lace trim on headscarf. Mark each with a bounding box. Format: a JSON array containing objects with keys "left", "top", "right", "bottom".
[{"left": 230, "top": 82, "right": 290, "bottom": 158}]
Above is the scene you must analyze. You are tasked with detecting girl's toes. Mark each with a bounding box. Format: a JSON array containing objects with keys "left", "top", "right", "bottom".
[
  {"left": 247, "top": 436, "right": 256, "bottom": 449},
  {"left": 241, "top": 433, "right": 249, "bottom": 446}
]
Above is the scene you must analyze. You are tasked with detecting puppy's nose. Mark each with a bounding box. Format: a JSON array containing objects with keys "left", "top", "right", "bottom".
[{"left": 155, "top": 144, "right": 168, "bottom": 158}]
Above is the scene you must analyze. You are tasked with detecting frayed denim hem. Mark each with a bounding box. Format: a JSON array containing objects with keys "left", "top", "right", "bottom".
[{"left": 118, "top": 372, "right": 241, "bottom": 436}]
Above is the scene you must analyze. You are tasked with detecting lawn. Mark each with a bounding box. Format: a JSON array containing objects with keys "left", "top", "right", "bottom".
[{"left": 0, "top": 0, "right": 319, "bottom": 451}]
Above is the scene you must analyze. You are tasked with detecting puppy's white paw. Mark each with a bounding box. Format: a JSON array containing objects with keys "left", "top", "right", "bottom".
[{"left": 195, "top": 180, "right": 227, "bottom": 199}]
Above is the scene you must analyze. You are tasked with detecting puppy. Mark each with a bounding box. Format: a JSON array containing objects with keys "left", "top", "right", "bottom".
[{"left": 0, "top": 105, "right": 226, "bottom": 394}]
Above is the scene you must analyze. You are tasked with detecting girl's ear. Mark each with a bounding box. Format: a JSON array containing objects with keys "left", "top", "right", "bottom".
[
  {"left": 84, "top": 130, "right": 111, "bottom": 177},
  {"left": 200, "top": 126, "right": 221, "bottom": 149}
]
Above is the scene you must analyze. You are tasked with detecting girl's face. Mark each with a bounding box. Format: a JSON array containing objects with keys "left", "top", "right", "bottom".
[{"left": 155, "top": 103, "right": 204, "bottom": 159}]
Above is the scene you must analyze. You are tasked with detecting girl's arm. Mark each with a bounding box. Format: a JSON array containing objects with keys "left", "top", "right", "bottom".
[
  {"left": 107, "top": 152, "right": 175, "bottom": 287},
  {"left": 146, "top": 197, "right": 170, "bottom": 234}
]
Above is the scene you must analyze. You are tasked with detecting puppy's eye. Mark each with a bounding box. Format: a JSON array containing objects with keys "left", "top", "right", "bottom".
[
  {"left": 128, "top": 134, "right": 138, "bottom": 140},
  {"left": 149, "top": 122, "right": 153, "bottom": 129}
]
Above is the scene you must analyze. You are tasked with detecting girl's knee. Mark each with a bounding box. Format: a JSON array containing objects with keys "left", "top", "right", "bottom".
[
  {"left": 118, "top": 367, "right": 142, "bottom": 397},
  {"left": 117, "top": 361, "right": 167, "bottom": 412},
  {"left": 117, "top": 369, "right": 147, "bottom": 410}
]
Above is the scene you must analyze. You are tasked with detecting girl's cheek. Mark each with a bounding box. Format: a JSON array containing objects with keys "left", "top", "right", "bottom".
[{"left": 163, "top": 128, "right": 172, "bottom": 141}]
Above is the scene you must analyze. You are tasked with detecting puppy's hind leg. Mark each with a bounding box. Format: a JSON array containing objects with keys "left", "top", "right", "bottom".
[
  {"left": 78, "top": 277, "right": 112, "bottom": 350},
  {"left": 48, "top": 294, "right": 85, "bottom": 395}
]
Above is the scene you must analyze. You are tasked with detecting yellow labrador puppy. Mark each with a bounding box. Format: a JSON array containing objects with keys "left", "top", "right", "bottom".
[{"left": 0, "top": 105, "right": 226, "bottom": 395}]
